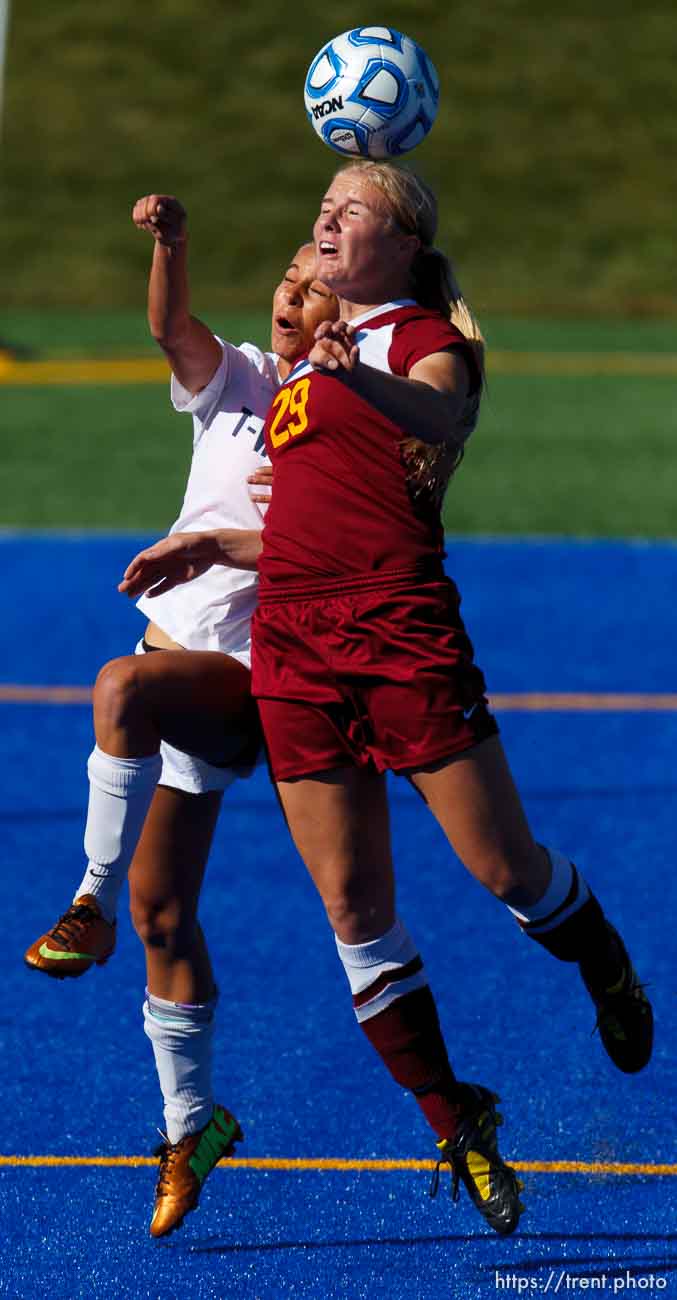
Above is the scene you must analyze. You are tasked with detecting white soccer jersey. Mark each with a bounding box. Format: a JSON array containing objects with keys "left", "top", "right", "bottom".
[{"left": 136, "top": 338, "right": 278, "bottom": 662}]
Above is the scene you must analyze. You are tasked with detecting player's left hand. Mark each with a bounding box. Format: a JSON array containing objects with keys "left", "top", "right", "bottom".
[
  {"left": 308, "top": 320, "right": 359, "bottom": 374},
  {"left": 247, "top": 464, "right": 273, "bottom": 503}
]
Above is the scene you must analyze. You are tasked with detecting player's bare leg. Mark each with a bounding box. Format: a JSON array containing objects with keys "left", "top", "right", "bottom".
[
  {"left": 128, "top": 784, "right": 221, "bottom": 1004},
  {"left": 25, "top": 647, "right": 253, "bottom": 976},
  {"left": 93, "top": 647, "right": 253, "bottom": 763},
  {"left": 276, "top": 766, "right": 395, "bottom": 944},
  {"left": 128, "top": 784, "right": 243, "bottom": 1237},
  {"left": 409, "top": 734, "right": 653, "bottom": 1073},
  {"left": 91, "top": 652, "right": 252, "bottom": 1237},
  {"left": 276, "top": 766, "right": 523, "bottom": 1235},
  {"left": 408, "top": 735, "right": 549, "bottom": 907}
]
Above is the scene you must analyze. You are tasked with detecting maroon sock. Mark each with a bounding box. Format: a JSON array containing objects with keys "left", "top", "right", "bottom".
[
  {"left": 524, "top": 892, "right": 612, "bottom": 966},
  {"left": 359, "top": 986, "right": 464, "bottom": 1139}
]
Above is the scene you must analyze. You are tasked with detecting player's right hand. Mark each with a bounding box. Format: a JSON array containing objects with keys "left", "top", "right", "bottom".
[
  {"left": 118, "top": 532, "right": 216, "bottom": 599},
  {"left": 132, "top": 194, "right": 187, "bottom": 246}
]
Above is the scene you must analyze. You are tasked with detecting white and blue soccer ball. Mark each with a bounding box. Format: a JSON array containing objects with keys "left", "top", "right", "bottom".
[{"left": 304, "top": 27, "right": 439, "bottom": 159}]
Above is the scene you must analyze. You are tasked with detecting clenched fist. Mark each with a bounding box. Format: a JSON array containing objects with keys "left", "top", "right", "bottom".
[{"left": 132, "top": 194, "right": 187, "bottom": 246}]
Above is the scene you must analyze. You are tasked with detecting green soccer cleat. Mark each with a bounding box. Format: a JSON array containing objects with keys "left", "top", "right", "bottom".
[
  {"left": 429, "top": 1083, "right": 524, "bottom": 1237},
  {"left": 580, "top": 922, "right": 653, "bottom": 1074},
  {"left": 150, "top": 1104, "right": 243, "bottom": 1238}
]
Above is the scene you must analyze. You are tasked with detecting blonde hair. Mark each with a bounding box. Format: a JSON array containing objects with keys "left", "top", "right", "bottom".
[{"left": 336, "top": 160, "right": 484, "bottom": 507}]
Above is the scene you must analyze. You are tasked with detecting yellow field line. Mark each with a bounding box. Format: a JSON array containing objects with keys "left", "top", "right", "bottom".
[
  {"left": 489, "top": 352, "right": 677, "bottom": 377},
  {"left": 2, "top": 686, "right": 677, "bottom": 711},
  {"left": 0, "top": 1155, "right": 674, "bottom": 1175},
  {"left": 2, "top": 352, "right": 677, "bottom": 386},
  {"left": 0, "top": 357, "right": 169, "bottom": 386}
]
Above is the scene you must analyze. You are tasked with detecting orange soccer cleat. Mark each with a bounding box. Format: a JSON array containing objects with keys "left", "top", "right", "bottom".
[
  {"left": 24, "top": 895, "right": 116, "bottom": 978},
  {"left": 150, "top": 1104, "right": 244, "bottom": 1238}
]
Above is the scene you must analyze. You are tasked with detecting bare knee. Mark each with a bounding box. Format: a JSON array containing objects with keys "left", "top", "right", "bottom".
[
  {"left": 94, "top": 657, "right": 146, "bottom": 731},
  {"left": 319, "top": 871, "right": 394, "bottom": 945},
  {"left": 129, "top": 888, "right": 197, "bottom": 956},
  {"left": 481, "top": 865, "right": 528, "bottom": 903},
  {"left": 471, "top": 842, "right": 551, "bottom": 905}
]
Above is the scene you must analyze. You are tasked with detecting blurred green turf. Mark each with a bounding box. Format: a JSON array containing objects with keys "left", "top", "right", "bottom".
[
  {"left": 3, "top": 313, "right": 674, "bottom": 535},
  {"left": 2, "top": 386, "right": 191, "bottom": 530},
  {"left": 0, "top": 311, "right": 271, "bottom": 359},
  {"left": 446, "top": 373, "right": 677, "bottom": 536},
  {"left": 2, "top": 362, "right": 674, "bottom": 537},
  {"left": 4, "top": 310, "right": 677, "bottom": 359}
]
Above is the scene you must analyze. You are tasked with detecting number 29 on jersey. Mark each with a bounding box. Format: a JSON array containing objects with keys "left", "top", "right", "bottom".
[{"left": 268, "top": 378, "right": 310, "bottom": 449}]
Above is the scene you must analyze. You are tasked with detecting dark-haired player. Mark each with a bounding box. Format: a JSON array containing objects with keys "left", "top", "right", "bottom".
[{"left": 25, "top": 195, "right": 339, "bottom": 1237}]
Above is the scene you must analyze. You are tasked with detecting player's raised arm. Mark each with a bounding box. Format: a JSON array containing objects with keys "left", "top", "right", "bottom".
[{"left": 132, "top": 194, "right": 222, "bottom": 395}]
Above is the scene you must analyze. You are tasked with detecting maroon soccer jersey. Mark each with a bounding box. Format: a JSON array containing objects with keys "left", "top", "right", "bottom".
[{"left": 258, "top": 302, "right": 478, "bottom": 590}]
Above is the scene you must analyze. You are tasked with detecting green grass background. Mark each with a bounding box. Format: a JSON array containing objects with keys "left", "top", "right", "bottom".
[
  {"left": 2, "top": 2, "right": 676, "bottom": 315},
  {"left": 1, "top": 5, "right": 675, "bottom": 535}
]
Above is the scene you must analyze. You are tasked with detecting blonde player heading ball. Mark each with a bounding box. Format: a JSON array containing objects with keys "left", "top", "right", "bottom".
[
  {"left": 24, "top": 194, "right": 339, "bottom": 1238},
  {"left": 122, "top": 161, "right": 654, "bottom": 1240}
]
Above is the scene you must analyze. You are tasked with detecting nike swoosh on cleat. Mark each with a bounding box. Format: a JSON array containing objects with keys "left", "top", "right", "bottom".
[{"left": 38, "top": 943, "right": 96, "bottom": 961}]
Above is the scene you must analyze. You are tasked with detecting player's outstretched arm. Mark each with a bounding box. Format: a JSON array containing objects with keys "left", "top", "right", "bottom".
[
  {"left": 119, "top": 529, "right": 263, "bottom": 599},
  {"left": 132, "top": 194, "right": 222, "bottom": 396}
]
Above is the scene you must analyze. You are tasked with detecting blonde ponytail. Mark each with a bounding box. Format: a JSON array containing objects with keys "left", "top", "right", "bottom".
[
  {"left": 410, "top": 244, "right": 485, "bottom": 392},
  {"left": 336, "top": 161, "right": 484, "bottom": 508}
]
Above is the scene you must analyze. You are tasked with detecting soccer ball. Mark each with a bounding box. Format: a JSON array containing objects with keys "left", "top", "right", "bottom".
[{"left": 304, "top": 27, "right": 439, "bottom": 159}]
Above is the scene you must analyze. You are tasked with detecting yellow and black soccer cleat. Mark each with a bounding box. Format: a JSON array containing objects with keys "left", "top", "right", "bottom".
[
  {"left": 24, "top": 895, "right": 116, "bottom": 978},
  {"left": 581, "top": 922, "right": 653, "bottom": 1074},
  {"left": 429, "top": 1083, "right": 524, "bottom": 1237},
  {"left": 150, "top": 1104, "right": 243, "bottom": 1239}
]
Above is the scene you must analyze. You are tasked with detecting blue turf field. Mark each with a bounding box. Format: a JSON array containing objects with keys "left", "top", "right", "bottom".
[{"left": 1, "top": 537, "right": 675, "bottom": 1299}]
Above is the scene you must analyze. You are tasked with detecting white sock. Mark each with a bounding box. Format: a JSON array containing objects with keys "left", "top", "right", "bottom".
[
  {"left": 335, "top": 918, "right": 427, "bottom": 1023},
  {"left": 506, "top": 847, "right": 591, "bottom": 931},
  {"left": 74, "top": 745, "right": 162, "bottom": 922},
  {"left": 143, "top": 990, "right": 217, "bottom": 1144}
]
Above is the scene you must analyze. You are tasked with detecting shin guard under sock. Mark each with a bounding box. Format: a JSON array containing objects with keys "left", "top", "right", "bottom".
[
  {"left": 75, "top": 745, "right": 162, "bottom": 921},
  {"left": 335, "top": 921, "right": 464, "bottom": 1139},
  {"left": 508, "top": 850, "right": 626, "bottom": 1004},
  {"left": 143, "top": 990, "right": 217, "bottom": 1144}
]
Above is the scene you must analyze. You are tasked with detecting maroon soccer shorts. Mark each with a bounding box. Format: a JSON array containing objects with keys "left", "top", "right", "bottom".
[{"left": 252, "top": 574, "right": 498, "bottom": 781}]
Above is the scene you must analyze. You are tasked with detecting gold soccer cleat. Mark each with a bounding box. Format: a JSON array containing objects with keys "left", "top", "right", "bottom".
[
  {"left": 150, "top": 1104, "right": 243, "bottom": 1239},
  {"left": 24, "top": 895, "right": 116, "bottom": 978}
]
